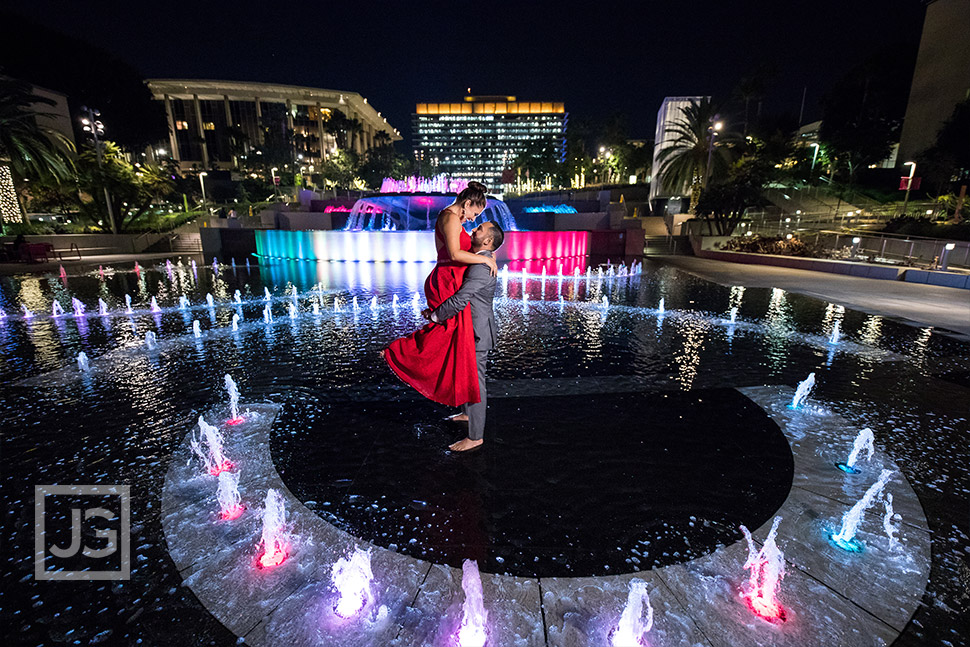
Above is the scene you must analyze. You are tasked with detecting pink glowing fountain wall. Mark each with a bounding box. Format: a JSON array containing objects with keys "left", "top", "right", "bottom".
[{"left": 380, "top": 175, "right": 468, "bottom": 193}]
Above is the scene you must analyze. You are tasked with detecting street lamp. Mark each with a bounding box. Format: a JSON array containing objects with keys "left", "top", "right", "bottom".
[
  {"left": 810, "top": 142, "right": 820, "bottom": 173},
  {"left": 705, "top": 120, "right": 723, "bottom": 188},
  {"left": 80, "top": 106, "right": 116, "bottom": 233},
  {"left": 199, "top": 172, "right": 208, "bottom": 212},
  {"left": 902, "top": 161, "right": 916, "bottom": 216},
  {"left": 941, "top": 242, "right": 956, "bottom": 271}
]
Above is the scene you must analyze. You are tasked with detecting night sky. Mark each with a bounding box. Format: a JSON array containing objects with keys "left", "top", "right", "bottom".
[{"left": 8, "top": 1, "right": 926, "bottom": 147}]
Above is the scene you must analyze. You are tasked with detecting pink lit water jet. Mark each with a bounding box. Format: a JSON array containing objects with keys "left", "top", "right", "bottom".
[
  {"left": 188, "top": 416, "right": 233, "bottom": 476},
  {"left": 456, "top": 559, "right": 488, "bottom": 647},
  {"left": 257, "top": 489, "right": 289, "bottom": 568},
  {"left": 380, "top": 175, "right": 468, "bottom": 193},
  {"left": 216, "top": 471, "right": 244, "bottom": 520},
  {"left": 331, "top": 547, "right": 373, "bottom": 618},
  {"left": 740, "top": 516, "right": 787, "bottom": 624}
]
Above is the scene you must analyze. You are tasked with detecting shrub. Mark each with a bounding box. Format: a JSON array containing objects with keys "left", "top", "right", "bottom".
[{"left": 716, "top": 234, "right": 825, "bottom": 257}]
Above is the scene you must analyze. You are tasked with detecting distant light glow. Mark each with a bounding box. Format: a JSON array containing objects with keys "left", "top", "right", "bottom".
[
  {"left": 323, "top": 205, "right": 352, "bottom": 213},
  {"left": 522, "top": 204, "right": 578, "bottom": 213}
]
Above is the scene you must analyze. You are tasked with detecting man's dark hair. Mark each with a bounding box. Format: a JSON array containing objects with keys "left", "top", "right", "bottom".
[{"left": 486, "top": 221, "right": 505, "bottom": 250}]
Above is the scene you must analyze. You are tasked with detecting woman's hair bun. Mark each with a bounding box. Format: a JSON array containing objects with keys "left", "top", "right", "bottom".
[{"left": 456, "top": 181, "right": 488, "bottom": 207}]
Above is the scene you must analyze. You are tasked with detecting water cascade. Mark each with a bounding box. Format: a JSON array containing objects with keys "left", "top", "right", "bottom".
[
  {"left": 830, "top": 469, "right": 895, "bottom": 552},
  {"left": 217, "top": 471, "right": 244, "bottom": 520},
  {"left": 740, "top": 516, "right": 787, "bottom": 623},
  {"left": 611, "top": 579, "right": 654, "bottom": 647},
  {"left": 456, "top": 559, "right": 488, "bottom": 647},
  {"left": 257, "top": 489, "right": 289, "bottom": 568},
  {"left": 790, "top": 372, "right": 816, "bottom": 409},
  {"left": 331, "top": 547, "right": 374, "bottom": 618},
  {"left": 837, "top": 428, "right": 875, "bottom": 473}
]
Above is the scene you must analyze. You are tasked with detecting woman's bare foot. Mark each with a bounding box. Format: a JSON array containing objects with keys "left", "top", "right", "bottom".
[
  {"left": 446, "top": 413, "right": 469, "bottom": 423},
  {"left": 449, "top": 437, "right": 483, "bottom": 452}
]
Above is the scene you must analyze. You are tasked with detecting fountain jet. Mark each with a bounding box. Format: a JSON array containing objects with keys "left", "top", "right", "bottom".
[
  {"left": 837, "top": 428, "right": 875, "bottom": 473},
  {"left": 124, "top": 294, "right": 133, "bottom": 314},
  {"left": 150, "top": 297, "right": 161, "bottom": 313},
  {"left": 332, "top": 547, "right": 374, "bottom": 618},
  {"left": 52, "top": 301, "right": 65, "bottom": 317},
  {"left": 790, "top": 372, "right": 816, "bottom": 409},
  {"left": 740, "top": 516, "right": 787, "bottom": 623},
  {"left": 225, "top": 374, "right": 243, "bottom": 424},
  {"left": 231, "top": 314, "right": 239, "bottom": 331},
  {"left": 189, "top": 416, "right": 233, "bottom": 476},
  {"left": 611, "top": 579, "right": 653, "bottom": 647},
  {"left": 257, "top": 489, "right": 289, "bottom": 568},
  {"left": 883, "top": 493, "right": 900, "bottom": 550},
  {"left": 192, "top": 320, "right": 201, "bottom": 337},
  {"left": 145, "top": 331, "right": 156, "bottom": 349},
  {"left": 456, "top": 559, "right": 488, "bottom": 647},
  {"left": 72, "top": 298, "right": 85, "bottom": 317},
  {"left": 217, "top": 471, "right": 244, "bottom": 520},
  {"left": 206, "top": 294, "right": 214, "bottom": 308},
  {"left": 98, "top": 299, "right": 109, "bottom": 316},
  {"left": 77, "top": 352, "right": 90, "bottom": 371},
  {"left": 830, "top": 469, "right": 894, "bottom": 552}
]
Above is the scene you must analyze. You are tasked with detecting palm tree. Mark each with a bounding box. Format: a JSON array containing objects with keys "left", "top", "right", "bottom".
[
  {"left": 0, "top": 78, "right": 76, "bottom": 226},
  {"left": 656, "top": 98, "right": 734, "bottom": 213}
]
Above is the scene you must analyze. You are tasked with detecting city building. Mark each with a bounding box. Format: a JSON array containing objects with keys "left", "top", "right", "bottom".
[
  {"left": 897, "top": 0, "right": 970, "bottom": 163},
  {"left": 146, "top": 79, "right": 402, "bottom": 171},
  {"left": 412, "top": 95, "right": 567, "bottom": 188},
  {"left": 649, "top": 96, "right": 708, "bottom": 213}
]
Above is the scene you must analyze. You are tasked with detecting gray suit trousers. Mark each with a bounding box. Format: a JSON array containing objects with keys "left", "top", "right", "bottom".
[{"left": 462, "top": 350, "right": 489, "bottom": 440}]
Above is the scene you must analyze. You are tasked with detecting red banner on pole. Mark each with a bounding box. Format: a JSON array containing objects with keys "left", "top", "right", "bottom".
[{"left": 899, "top": 177, "right": 921, "bottom": 190}]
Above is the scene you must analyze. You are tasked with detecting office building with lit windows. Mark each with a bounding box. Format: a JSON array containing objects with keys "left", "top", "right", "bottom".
[
  {"left": 146, "top": 79, "right": 401, "bottom": 171},
  {"left": 412, "top": 95, "right": 567, "bottom": 187}
]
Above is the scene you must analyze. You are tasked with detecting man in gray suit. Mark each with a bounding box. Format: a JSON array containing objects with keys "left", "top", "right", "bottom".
[{"left": 422, "top": 221, "right": 504, "bottom": 452}]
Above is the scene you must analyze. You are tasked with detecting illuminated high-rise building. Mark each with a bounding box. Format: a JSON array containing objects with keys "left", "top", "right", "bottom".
[{"left": 412, "top": 95, "right": 567, "bottom": 187}]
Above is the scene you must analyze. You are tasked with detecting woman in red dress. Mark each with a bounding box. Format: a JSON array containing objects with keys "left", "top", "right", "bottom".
[{"left": 383, "top": 182, "right": 497, "bottom": 409}]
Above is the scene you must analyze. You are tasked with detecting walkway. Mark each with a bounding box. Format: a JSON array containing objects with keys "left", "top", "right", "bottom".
[{"left": 655, "top": 255, "right": 970, "bottom": 341}]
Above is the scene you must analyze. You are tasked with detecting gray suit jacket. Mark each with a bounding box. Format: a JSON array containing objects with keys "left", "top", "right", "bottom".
[{"left": 432, "top": 250, "right": 497, "bottom": 351}]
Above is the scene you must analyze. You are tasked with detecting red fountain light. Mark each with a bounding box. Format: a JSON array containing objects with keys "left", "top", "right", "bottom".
[
  {"left": 208, "top": 460, "right": 234, "bottom": 476},
  {"left": 257, "top": 544, "right": 289, "bottom": 569},
  {"left": 219, "top": 504, "right": 245, "bottom": 521},
  {"left": 225, "top": 417, "right": 246, "bottom": 426},
  {"left": 742, "top": 589, "right": 787, "bottom": 624}
]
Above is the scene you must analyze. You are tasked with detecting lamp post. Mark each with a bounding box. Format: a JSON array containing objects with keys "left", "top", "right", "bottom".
[
  {"left": 810, "top": 142, "right": 820, "bottom": 175},
  {"left": 902, "top": 161, "right": 916, "bottom": 216},
  {"left": 705, "top": 120, "right": 723, "bottom": 188},
  {"left": 80, "top": 106, "right": 117, "bottom": 233},
  {"left": 199, "top": 172, "right": 208, "bottom": 213},
  {"left": 940, "top": 242, "right": 956, "bottom": 271}
]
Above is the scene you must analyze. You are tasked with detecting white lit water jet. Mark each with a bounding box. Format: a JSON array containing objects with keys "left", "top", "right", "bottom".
[
  {"left": 206, "top": 293, "right": 214, "bottom": 308},
  {"left": 150, "top": 297, "right": 161, "bottom": 313},
  {"left": 370, "top": 296, "right": 378, "bottom": 311},
  {"left": 257, "top": 488, "right": 289, "bottom": 568},
  {"left": 729, "top": 307, "right": 738, "bottom": 324},
  {"left": 790, "top": 372, "right": 815, "bottom": 409},
  {"left": 234, "top": 289, "right": 242, "bottom": 304},
  {"left": 192, "top": 320, "right": 201, "bottom": 337},
  {"left": 883, "top": 493, "right": 900, "bottom": 550},
  {"left": 231, "top": 313, "right": 239, "bottom": 330},
  {"left": 263, "top": 305, "right": 273, "bottom": 323},
  {"left": 125, "top": 294, "right": 132, "bottom": 314},
  {"left": 264, "top": 287, "right": 272, "bottom": 301},
  {"left": 392, "top": 294, "right": 399, "bottom": 308},
  {"left": 188, "top": 415, "right": 232, "bottom": 476},
  {"left": 353, "top": 296, "right": 359, "bottom": 311},
  {"left": 657, "top": 298, "right": 664, "bottom": 313},
  {"left": 145, "top": 331, "right": 156, "bottom": 349},
  {"left": 611, "top": 579, "right": 653, "bottom": 647},
  {"left": 740, "top": 516, "right": 787, "bottom": 624},
  {"left": 22, "top": 305, "right": 33, "bottom": 319},
  {"left": 52, "top": 300, "right": 65, "bottom": 317},
  {"left": 179, "top": 295, "right": 189, "bottom": 310},
  {"left": 72, "top": 298, "right": 85, "bottom": 317},
  {"left": 98, "top": 299, "right": 108, "bottom": 316},
  {"left": 829, "top": 320, "right": 841, "bottom": 345},
  {"left": 837, "top": 427, "right": 875, "bottom": 473},
  {"left": 456, "top": 559, "right": 488, "bottom": 647},
  {"left": 830, "top": 468, "right": 894, "bottom": 552},
  {"left": 331, "top": 547, "right": 374, "bottom": 619},
  {"left": 217, "top": 470, "right": 244, "bottom": 520},
  {"left": 288, "top": 302, "right": 297, "bottom": 319},
  {"left": 225, "top": 374, "right": 243, "bottom": 424},
  {"left": 77, "top": 352, "right": 90, "bottom": 371}
]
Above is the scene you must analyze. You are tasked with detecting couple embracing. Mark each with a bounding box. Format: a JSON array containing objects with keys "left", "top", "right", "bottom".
[{"left": 382, "top": 182, "right": 504, "bottom": 452}]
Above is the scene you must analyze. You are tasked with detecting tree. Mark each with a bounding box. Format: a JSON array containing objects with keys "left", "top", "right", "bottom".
[
  {"left": 695, "top": 157, "right": 769, "bottom": 235},
  {"left": 319, "top": 150, "right": 360, "bottom": 189},
  {"left": 656, "top": 98, "right": 735, "bottom": 213},
  {"left": 0, "top": 78, "right": 75, "bottom": 225}
]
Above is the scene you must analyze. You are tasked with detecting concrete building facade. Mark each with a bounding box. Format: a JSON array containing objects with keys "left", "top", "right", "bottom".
[{"left": 146, "top": 79, "right": 401, "bottom": 171}]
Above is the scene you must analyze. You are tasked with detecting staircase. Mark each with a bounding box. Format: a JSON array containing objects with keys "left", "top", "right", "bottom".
[{"left": 168, "top": 232, "right": 202, "bottom": 253}]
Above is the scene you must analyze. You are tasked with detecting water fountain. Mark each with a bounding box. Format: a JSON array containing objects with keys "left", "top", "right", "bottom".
[
  {"left": 145, "top": 331, "right": 156, "bottom": 349},
  {"left": 245, "top": 258, "right": 250, "bottom": 269},
  {"left": 150, "top": 297, "right": 161, "bottom": 313},
  {"left": 264, "top": 287, "right": 272, "bottom": 302},
  {"left": 830, "top": 468, "right": 895, "bottom": 552},
  {"left": 231, "top": 258, "right": 236, "bottom": 269},
  {"left": 263, "top": 305, "right": 273, "bottom": 323},
  {"left": 790, "top": 372, "right": 816, "bottom": 409},
  {"left": 134, "top": 261, "right": 141, "bottom": 275},
  {"left": 166, "top": 259, "right": 173, "bottom": 273},
  {"left": 353, "top": 296, "right": 359, "bottom": 311},
  {"left": 290, "top": 286, "right": 298, "bottom": 299},
  {"left": 729, "top": 307, "right": 738, "bottom": 325},
  {"left": 392, "top": 294, "right": 399, "bottom": 309},
  {"left": 602, "top": 295, "right": 609, "bottom": 308},
  {"left": 212, "top": 258, "right": 219, "bottom": 274},
  {"left": 312, "top": 301, "right": 320, "bottom": 315},
  {"left": 836, "top": 428, "right": 875, "bottom": 473},
  {"left": 370, "top": 296, "right": 378, "bottom": 311},
  {"left": 231, "top": 314, "right": 239, "bottom": 331},
  {"left": 22, "top": 305, "right": 32, "bottom": 319},
  {"left": 193, "top": 320, "right": 201, "bottom": 337},
  {"left": 740, "top": 516, "right": 787, "bottom": 623},
  {"left": 225, "top": 374, "right": 243, "bottom": 424},
  {"left": 657, "top": 298, "right": 665, "bottom": 314},
  {"left": 883, "top": 493, "right": 900, "bottom": 550},
  {"left": 257, "top": 488, "right": 289, "bottom": 568},
  {"left": 98, "top": 265, "right": 105, "bottom": 279},
  {"left": 189, "top": 416, "right": 233, "bottom": 476},
  {"left": 331, "top": 547, "right": 374, "bottom": 619},
  {"left": 59, "top": 265, "right": 66, "bottom": 278},
  {"left": 456, "top": 559, "right": 488, "bottom": 647},
  {"left": 333, "top": 297, "right": 341, "bottom": 313},
  {"left": 288, "top": 302, "right": 297, "bottom": 319},
  {"left": 206, "top": 294, "right": 214, "bottom": 308},
  {"left": 77, "top": 352, "right": 90, "bottom": 371},
  {"left": 829, "top": 320, "right": 841, "bottom": 345},
  {"left": 98, "top": 299, "right": 109, "bottom": 316},
  {"left": 610, "top": 579, "right": 654, "bottom": 647},
  {"left": 234, "top": 290, "right": 242, "bottom": 304},
  {"left": 52, "top": 301, "right": 64, "bottom": 317},
  {"left": 179, "top": 295, "right": 189, "bottom": 310},
  {"left": 71, "top": 298, "right": 85, "bottom": 317},
  {"left": 217, "top": 471, "right": 244, "bottom": 521}
]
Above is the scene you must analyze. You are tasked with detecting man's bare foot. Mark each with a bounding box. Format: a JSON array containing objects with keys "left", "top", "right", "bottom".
[
  {"left": 446, "top": 413, "right": 468, "bottom": 423},
  {"left": 449, "top": 437, "right": 483, "bottom": 452}
]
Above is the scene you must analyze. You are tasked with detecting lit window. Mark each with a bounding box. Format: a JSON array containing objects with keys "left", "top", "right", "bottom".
[
  {"left": 175, "top": 120, "right": 189, "bottom": 130},
  {"left": 203, "top": 122, "right": 216, "bottom": 130}
]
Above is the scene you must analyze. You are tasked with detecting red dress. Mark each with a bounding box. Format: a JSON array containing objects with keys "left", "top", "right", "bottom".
[{"left": 383, "top": 223, "right": 480, "bottom": 406}]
